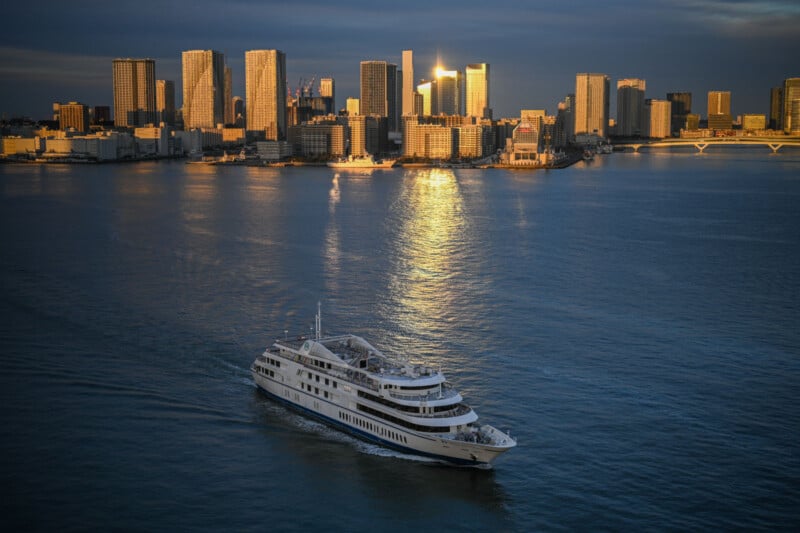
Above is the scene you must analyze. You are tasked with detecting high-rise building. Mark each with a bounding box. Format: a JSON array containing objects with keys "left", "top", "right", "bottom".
[
  {"left": 644, "top": 99, "right": 671, "bottom": 138},
  {"left": 436, "top": 68, "right": 462, "bottom": 116},
  {"left": 156, "top": 80, "right": 175, "bottom": 126},
  {"left": 666, "top": 92, "right": 692, "bottom": 134},
  {"left": 616, "top": 78, "right": 646, "bottom": 137},
  {"left": 782, "top": 78, "right": 800, "bottom": 134},
  {"left": 59, "top": 102, "right": 89, "bottom": 132},
  {"left": 742, "top": 114, "right": 766, "bottom": 131},
  {"left": 319, "top": 78, "right": 335, "bottom": 115},
  {"left": 360, "top": 60, "right": 398, "bottom": 131},
  {"left": 232, "top": 96, "right": 244, "bottom": 127},
  {"left": 417, "top": 80, "right": 437, "bottom": 116},
  {"left": 112, "top": 58, "right": 156, "bottom": 128},
  {"left": 707, "top": 90, "right": 732, "bottom": 130},
  {"left": 182, "top": 50, "right": 225, "bottom": 129},
  {"left": 769, "top": 86, "right": 783, "bottom": 130},
  {"left": 245, "top": 49, "right": 287, "bottom": 140},
  {"left": 224, "top": 66, "right": 233, "bottom": 125},
  {"left": 93, "top": 106, "right": 111, "bottom": 125},
  {"left": 466, "top": 63, "right": 490, "bottom": 119},
  {"left": 346, "top": 97, "right": 360, "bottom": 116},
  {"left": 574, "top": 73, "right": 609, "bottom": 138},
  {"left": 402, "top": 50, "right": 415, "bottom": 116}
]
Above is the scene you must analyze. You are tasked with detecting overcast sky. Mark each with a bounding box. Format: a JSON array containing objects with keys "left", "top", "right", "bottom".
[{"left": 1, "top": 0, "right": 798, "bottom": 120}]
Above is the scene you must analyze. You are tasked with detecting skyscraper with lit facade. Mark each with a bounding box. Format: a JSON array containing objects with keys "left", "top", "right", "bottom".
[
  {"left": 402, "top": 50, "right": 415, "bottom": 117},
  {"left": 156, "top": 80, "right": 175, "bottom": 126},
  {"left": 245, "top": 49, "right": 287, "bottom": 140},
  {"left": 783, "top": 78, "right": 800, "bottom": 134},
  {"left": 112, "top": 58, "right": 156, "bottom": 128},
  {"left": 644, "top": 99, "right": 671, "bottom": 139},
  {"left": 224, "top": 66, "right": 233, "bottom": 126},
  {"left": 182, "top": 50, "right": 225, "bottom": 129},
  {"left": 707, "top": 90, "right": 732, "bottom": 130},
  {"left": 416, "top": 80, "right": 437, "bottom": 116},
  {"left": 574, "top": 73, "right": 609, "bottom": 139},
  {"left": 319, "top": 78, "right": 335, "bottom": 115},
  {"left": 360, "top": 60, "right": 398, "bottom": 131},
  {"left": 465, "top": 63, "right": 490, "bottom": 119},
  {"left": 616, "top": 78, "right": 646, "bottom": 137},
  {"left": 436, "top": 68, "right": 462, "bottom": 116}
]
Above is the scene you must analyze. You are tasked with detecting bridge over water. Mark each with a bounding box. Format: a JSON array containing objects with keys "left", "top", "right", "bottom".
[{"left": 616, "top": 137, "right": 800, "bottom": 154}]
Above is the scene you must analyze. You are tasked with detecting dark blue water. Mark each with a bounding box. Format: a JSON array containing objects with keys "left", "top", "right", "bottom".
[{"left": 2, "top": 152, "right": 799, "bottom": 531}]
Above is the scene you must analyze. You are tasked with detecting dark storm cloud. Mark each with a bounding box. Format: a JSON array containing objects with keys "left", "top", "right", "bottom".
[{"left": 1, "top": 0, "right": 798, "bottom": 119}]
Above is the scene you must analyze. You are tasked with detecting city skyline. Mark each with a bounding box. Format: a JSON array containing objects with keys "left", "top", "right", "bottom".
[{"left": 1, "top": 1, "right": 799, "bottom": 120}]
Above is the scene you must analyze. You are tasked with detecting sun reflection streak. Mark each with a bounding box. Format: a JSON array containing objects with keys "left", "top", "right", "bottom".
[
  {"left": 324, "top": 174, "right": 342, "bottom": 292},
  {"left": 384, "top": 168, "right": 472, "bottom": 359}
]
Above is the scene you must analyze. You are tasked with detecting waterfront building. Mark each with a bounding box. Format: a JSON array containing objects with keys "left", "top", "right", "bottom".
[
  {"left": 685, "top": 113, "right": 700, "bottom": 131},
  {"left": 134, "top": 124, "right": 171, "bottom": 156},
  {"left": 500, "top": 115, "right": 543, "bottom": 166},
  {"left": 232, "top": 97, "right": 244, "bottom": 127},
  {"left": 769, "top": 87, "right": 783, "bottom": 130},
  {"left": 403, "top": 116, "right": 455, "bottom": 159},
  {"left": 666, "top": 92, "right": 692, "bottom": 135},
  {"left": 113, "top": 58, "right": 156, "bottom": 128},
  {"left": 436, "top": 68, "right": 462, "bottom": 116},
  {"left": 574, "top": 73, "right": 610, "bottom": 139},
  {"left": 707, "top": 91, "right": 732, "bottom": 130},
  {"left": 182, "top": 50, "right": 225, "bottom": 129},
  {"left": 319, "top": 78, "right": 335, "bottom": 115},
  {"left": 416, "top": 80, "right": 437, "bottom": 116},
  {"left": 345, "top": 114, "right": 381, "bottom": 156},
  {"left": 644, "top": 99, "right": 671, "bottom": 139},
  {"left": 360, "top": 60, "right": 398, "bottom": 131},
  {"left": 224, "top": 66, "right": 233, "bottom": 125},
  {"left": 58, "top": 102, "right": 90, "bottom": 133},
  {"left": 245, "top": 49, "right": 287, "bottom": 141},
  {"left": 616, "top": 78, "right": 646, "bottom": 137},
  {"left": 156, "top": 80, "right": 175, "bottom": 126},
  {"left": 742, "top": 114, "right": 767, "bottom": 131},
  {"left": 402, "top": 50, "right": 415, "bottom": 116},
  {"left": 255, "top": 141, "right": 292, "bottom": 161},
  {"left": 455, "top": 124, "right": 486, "bottom": 158},
  {"left": 288, "top": 123, "right": 346, "bottom": 158},
  {"left": 93, "top": 106, "right": 111, "bottom": 125},
  {"left": 466, "top": 63, "right": 491, "bottom": 119},
  {"left": 346, "top": 97, "right": 360, "bottom": 116},
  {"left": 783, "top": 78, "right": 800, "bottom": 134}
]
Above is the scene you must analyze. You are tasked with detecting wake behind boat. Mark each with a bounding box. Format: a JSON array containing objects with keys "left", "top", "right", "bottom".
[
  {"left": 251, "top": 304, "right": 516, "bottom": 466},
  {"left": 326, "top": 154, "right": 396, "bottom": 169}
]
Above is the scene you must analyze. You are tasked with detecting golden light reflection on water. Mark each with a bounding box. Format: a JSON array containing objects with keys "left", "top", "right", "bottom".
[
  {"left": 384, "top": 168, "right": 471, "bottom": 356},
  {"left": 324, "top": 174, "right": 342, "bottom": 291}
]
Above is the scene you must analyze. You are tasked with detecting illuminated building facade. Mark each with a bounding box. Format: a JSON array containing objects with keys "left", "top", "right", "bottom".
[
  {"left": 616, "top": 78, "right": 646, "bottom": 137},
  {"left": 182, "top": 50, "right": 225, "bottom": 129},
  {"left": 113, "top": 58, "right": 156, "bottom": 128},
  {"left": 245, "top": 49, "right": 287, "bottom": 140},
  {"left": 574, "top": 73, "right": 609, "bottom": 138},
  {"left": 465, "top": 63, "right": 490, "bottom": 119}
]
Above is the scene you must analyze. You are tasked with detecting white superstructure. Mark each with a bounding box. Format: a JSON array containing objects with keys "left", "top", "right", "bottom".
[
  {"left": 251, "top": 305, "right": 516, "bottom": 466},
  {"left": 326, "top": 154, "right": 396, "bottom": 169}
]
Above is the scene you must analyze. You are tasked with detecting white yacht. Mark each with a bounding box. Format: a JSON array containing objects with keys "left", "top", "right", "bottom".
[
  {"left": 251, "top": 305, "right": 516, "bottom": 466},
  {"left": 326, "top": 154, "right": 396, "bottom": 169}
]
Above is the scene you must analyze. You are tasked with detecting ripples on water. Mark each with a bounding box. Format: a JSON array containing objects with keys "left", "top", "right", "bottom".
[{"left": 1, "top": 153, "right": 799, "bottom": 530}]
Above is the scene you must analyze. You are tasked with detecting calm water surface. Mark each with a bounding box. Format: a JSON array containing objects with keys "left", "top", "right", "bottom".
[{"left": 1, "top": 151, "right": 799, "bottom": 531}]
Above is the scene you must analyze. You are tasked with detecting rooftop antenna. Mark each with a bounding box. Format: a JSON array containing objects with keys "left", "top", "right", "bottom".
[{"left": 315, "top": 301, "right": 322, "bottom": 340}]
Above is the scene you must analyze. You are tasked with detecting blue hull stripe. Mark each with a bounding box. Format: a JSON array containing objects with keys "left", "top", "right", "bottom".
[{"left": 254, "top": 383, "right": 483, "bottom": 466}]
